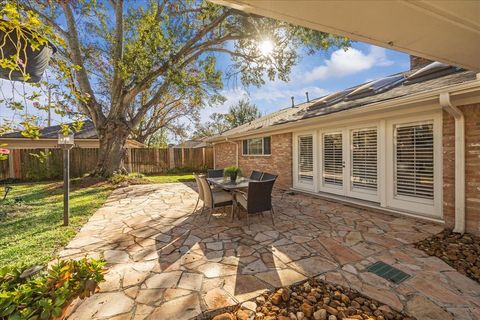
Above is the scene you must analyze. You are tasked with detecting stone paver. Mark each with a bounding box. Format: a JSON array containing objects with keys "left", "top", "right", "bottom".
[{"left": 62, "top": 183, "right": 480, "bottom": 319}]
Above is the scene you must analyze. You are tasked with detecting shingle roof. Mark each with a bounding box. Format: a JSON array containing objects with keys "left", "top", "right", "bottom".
[
  {"left": 1, "top": 120, "right": 98, "bottom": 139},
  {"left": 208, "top": 64, "right": 477, "bottom": 141}
]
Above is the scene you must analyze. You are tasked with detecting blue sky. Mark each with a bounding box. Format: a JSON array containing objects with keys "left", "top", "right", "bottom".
[
  {"left": 201, "top": 42, "right": 410, "bottom": 122},
  {"left": 0, "top": 40, "right": 411, "bottom": 137}
]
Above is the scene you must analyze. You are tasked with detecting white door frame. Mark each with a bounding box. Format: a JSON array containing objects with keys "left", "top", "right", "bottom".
[
  {"left": 385, "top": 112, "right": 443, "bottom": 218},
  {"left": 319, "top": 130, "right": 345, "bottom": 195}
]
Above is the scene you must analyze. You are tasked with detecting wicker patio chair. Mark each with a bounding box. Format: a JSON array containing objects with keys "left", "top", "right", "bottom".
[
  {"left": 192, "top": 173, "right": 206, "bottom": 215},
  {"left": 249, "top": 170, "right": 263, "bottom": 180},
  {"left": 260, "top": 172, "right": 277, "bottom": 181},
  {"left": 198, "top": 175, "right": 234, "bottom": 223},
  {"left": 235, "top": 179, "right": 276, "bottom": 227},
  {"left": 207, "top": 168, "right": 224, "bottom": 178}
]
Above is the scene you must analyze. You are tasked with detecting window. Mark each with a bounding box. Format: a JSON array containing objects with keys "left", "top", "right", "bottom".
[
  {"left": 323, "top": 132, "right": 343, "bottom": 186},
  {"left": 351, "top": 128, "right": 377, "bottom": 191},
  {"left": 242, "top": 137, "right": 271, "bottom": 155},
  {"left": 394, "top": 122, "right": 434, "bottom": 200},
  {"left": 298, "top": 135, "right": 313, "bottom": 182}
]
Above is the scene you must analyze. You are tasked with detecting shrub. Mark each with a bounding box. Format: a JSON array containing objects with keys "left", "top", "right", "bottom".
[
  {"left": 108, "top": 172, "right": 146, "bottom": 185},
  {"left": 0, "top": 258, "right": 106, "bottom": 320}
]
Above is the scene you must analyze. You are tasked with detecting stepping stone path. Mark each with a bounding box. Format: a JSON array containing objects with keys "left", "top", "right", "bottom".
[{"left": 60, "top": 183, "right": 480, "bottom": 320}]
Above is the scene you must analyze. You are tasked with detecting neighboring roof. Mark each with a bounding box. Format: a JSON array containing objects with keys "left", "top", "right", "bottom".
[
  {"left": 1, "top": 120, "right": 97, "bottom": 139},
  {"left": 207, "top": 63, "right": 478, "bottom": 142},
  {"left": 174, "top": 140, "right": 207, "bottom": 148}
]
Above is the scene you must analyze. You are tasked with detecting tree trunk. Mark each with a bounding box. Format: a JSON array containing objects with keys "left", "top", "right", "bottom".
[{"left": 92, "top": 120, "right": 131, "bottom": 177}]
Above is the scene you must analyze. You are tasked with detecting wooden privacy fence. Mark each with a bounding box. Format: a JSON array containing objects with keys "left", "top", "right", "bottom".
[{"left": 0, "top": 147, "right": 213, "bottom": 180}]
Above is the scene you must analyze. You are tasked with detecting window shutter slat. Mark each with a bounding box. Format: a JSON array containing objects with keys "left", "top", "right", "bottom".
[
  {"left": 298, "top": 135, "right": 313, "bottom": 182},
  {"left": 395, "top": 123, "right": 434, "bottom": 200},
  {"left": 351, "top": 128, "right": 377, "bottom": 191},
  {"left": 323, "top": 133, "right": 343, "bottom": 186}
]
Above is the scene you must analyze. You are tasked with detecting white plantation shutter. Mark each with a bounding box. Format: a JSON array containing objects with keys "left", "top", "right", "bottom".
[
  {"left": 351, "top": 128, "right": 377, "bottom": 191},
  {"left": 394, "top": 123, "right": 434, "bottom": 200},
  {"left": 298, "top": 135, "right": 313, "bottom": 182},
  {"left": 323, "top": 133, "right": 343, "bottom": 186}
]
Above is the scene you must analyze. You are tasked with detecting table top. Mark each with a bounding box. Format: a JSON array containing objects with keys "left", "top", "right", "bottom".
[{"left": 207, "top": 177, "right": 251, "bottom": 190}]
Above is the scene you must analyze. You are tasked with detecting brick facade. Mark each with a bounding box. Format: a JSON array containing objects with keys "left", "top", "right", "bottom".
[
  {"left": 214, "top": 133, "right": 293, "bottom": 190},
  {"left": 443, "top": 103, "right": 480, "bottom": 235},
  {"left": 410, "top": 55, "right": 433, "bottom": 70},
  {"left": 213, "top": 105, "right": 480, "bottom": 235}
]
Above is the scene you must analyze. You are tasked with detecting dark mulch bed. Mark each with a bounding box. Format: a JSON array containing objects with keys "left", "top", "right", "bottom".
[
  {"left": 211, "top": 278, "right": 414, "bottom": 320},
  {"left": 415, "top": 229, "right": 480, "bottom": 283}
]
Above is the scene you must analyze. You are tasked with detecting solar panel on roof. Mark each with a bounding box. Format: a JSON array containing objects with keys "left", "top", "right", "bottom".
[
  {"left": 345, "top": 74, "right": 405, "bottom": 100},
  {"left": 404, "top": 61, "right": 461, "bottom": 85},
  {"left": 308, "top": 88, "right": 356, "bottom": 111}
]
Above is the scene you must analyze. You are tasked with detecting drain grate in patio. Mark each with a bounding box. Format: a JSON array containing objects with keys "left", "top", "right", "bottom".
[{"left": 367, "top": 261, "right": 410, "bottom": 284}]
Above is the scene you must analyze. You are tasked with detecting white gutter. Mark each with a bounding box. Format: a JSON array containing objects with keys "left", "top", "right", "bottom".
[
  {"left": 439, "top": 92, "right": 465, "bottom": 234},
  {"left": 206, "top": 78, "right": 480, "bottom": 143}
]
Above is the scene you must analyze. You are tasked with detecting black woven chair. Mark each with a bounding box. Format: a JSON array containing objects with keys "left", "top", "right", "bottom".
[
  {"left": 207, "top": 168, "right": 224, "bottom": 178},
  {"left": 235, "top": 179, "right": 276, "bottom": 227},
  {"left": 249, "top": 170, "right": 263, "bottom": 181},
  {"left": 260, "top": 172, "right": 278, "bottom": 181}
]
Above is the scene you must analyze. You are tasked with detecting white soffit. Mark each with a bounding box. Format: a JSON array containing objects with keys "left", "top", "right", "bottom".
[{"left": 210, "top": 0, "right": 480, "bottom": 71}]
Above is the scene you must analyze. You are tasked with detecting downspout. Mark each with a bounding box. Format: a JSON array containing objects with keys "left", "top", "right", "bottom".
[{"left": 439, "top": 92, "right": 465, "bottom": 234}]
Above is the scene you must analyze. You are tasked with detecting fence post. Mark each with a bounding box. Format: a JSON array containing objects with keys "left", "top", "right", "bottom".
[
  {"left": 202, "top": 148, "right": 205, "bottom": 167},
  {"left": 168, "top": 147, "right": 175, "bottom": 169},
  {"left": 8, "top": 150, "right": 15, "bottom": 179},
  {"left": 181, "top": 148, "right": 185, "bottom": 167},
  {"left": 127, "top": 148, "right": 133, "bottom": 173}
]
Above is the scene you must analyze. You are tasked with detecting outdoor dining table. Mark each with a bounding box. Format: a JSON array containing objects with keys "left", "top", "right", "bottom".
[{"left": 206, "top": 176, "right": 252, "bottom": 191}]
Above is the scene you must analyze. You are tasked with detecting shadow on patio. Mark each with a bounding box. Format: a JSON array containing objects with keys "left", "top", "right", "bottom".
[{"left": 62, "top": 183, "right": 480, "bottom": 320}]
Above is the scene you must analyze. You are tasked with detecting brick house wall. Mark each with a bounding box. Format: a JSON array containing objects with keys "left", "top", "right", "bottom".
[
  {"left": 213, "top": 142, "right": 237, "bottom": 169},
  {"left": 443, "top": 103, "right": 480, "bottom": 234},
  {"left": 214, "top": 133, "right": 293, "bottom": 190}
]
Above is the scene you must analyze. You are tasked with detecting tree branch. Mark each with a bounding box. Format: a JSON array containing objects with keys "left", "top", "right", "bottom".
[
  {"left": 61, "top": 2, "right": 104, "bottom": 125},
  {"left": 122, "top": 9, "right": 232, "bottom": 106},
  {"left": 109, "top": 0, "right": 125, "bottom": 118}
]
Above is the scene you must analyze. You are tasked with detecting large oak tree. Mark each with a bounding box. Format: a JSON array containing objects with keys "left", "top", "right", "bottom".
[{"left": 23, "top": 0, "right": 348, "bottom": 176}]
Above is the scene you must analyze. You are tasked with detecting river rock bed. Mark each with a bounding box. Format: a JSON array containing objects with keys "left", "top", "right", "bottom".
[
  {"left": 415, "top": 229, "right": 480, "bottom": 283},
  {"left": 211, "top": 278, "right": 415, "bottom": 320}
]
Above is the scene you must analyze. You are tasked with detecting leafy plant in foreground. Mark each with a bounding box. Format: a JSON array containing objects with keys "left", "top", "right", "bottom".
[{"left": 0, "top": 258, "right": 106, "bottom": 320}]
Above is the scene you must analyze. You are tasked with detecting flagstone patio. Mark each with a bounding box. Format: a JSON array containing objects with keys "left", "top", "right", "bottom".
[{"left": 62, "top": 183, "right": 480, "bottom": 320}]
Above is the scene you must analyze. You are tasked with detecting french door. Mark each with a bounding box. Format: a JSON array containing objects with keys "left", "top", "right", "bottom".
[{"left": 320, "top": 126, "right": 379, "bottom": 202}]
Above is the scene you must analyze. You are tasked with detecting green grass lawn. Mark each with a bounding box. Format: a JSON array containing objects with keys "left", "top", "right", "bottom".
[
  {"left": 0, "top": 178, "right": 113, "bottom": 269},
  {"left": 0, "top": 173, "right": 195, "bottom": 270},
  {"left": 145, "top": 173, "right": 194, "bottom": 183}
]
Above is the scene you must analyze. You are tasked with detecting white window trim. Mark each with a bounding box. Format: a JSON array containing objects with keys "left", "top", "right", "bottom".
[
  {"left": 385, "top": 112, "right": 443, "bottom": 218},
  {"left": 293, "top": 131, "right": 318, "bottom": 191},
  {"left": 346, "top": 125, "right": 380, "bottom": 202},
  {"left": 319, "top": 130, "right": 345, "bottom": 195},
  {"left": 242, "top": 137, "right": 271, "bottom": 156},
  {"left": 290, "top": 108, "right": 442, "bottom": 219}
]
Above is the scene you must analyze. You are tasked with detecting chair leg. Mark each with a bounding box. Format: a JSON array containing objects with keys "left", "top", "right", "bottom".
[
  {"left": 270, "top": 207, "right": 275, "bottom": 226},
  {"left": 192, "top": 196, "right": 199, "bottom": 214},
  {"left": 230, "top": 204, "right": 235, "bottom": 222},
  {"left": 207, "top": 208, "right": 213, "bottom": 224}
]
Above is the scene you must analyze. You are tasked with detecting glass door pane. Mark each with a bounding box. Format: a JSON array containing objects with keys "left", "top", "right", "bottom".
[
  {"left": 323, "top": 132, "right": 343, "bottom": 187},
  {"left": 351, "top": 128, "right": 378, "bottom": 192}
]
